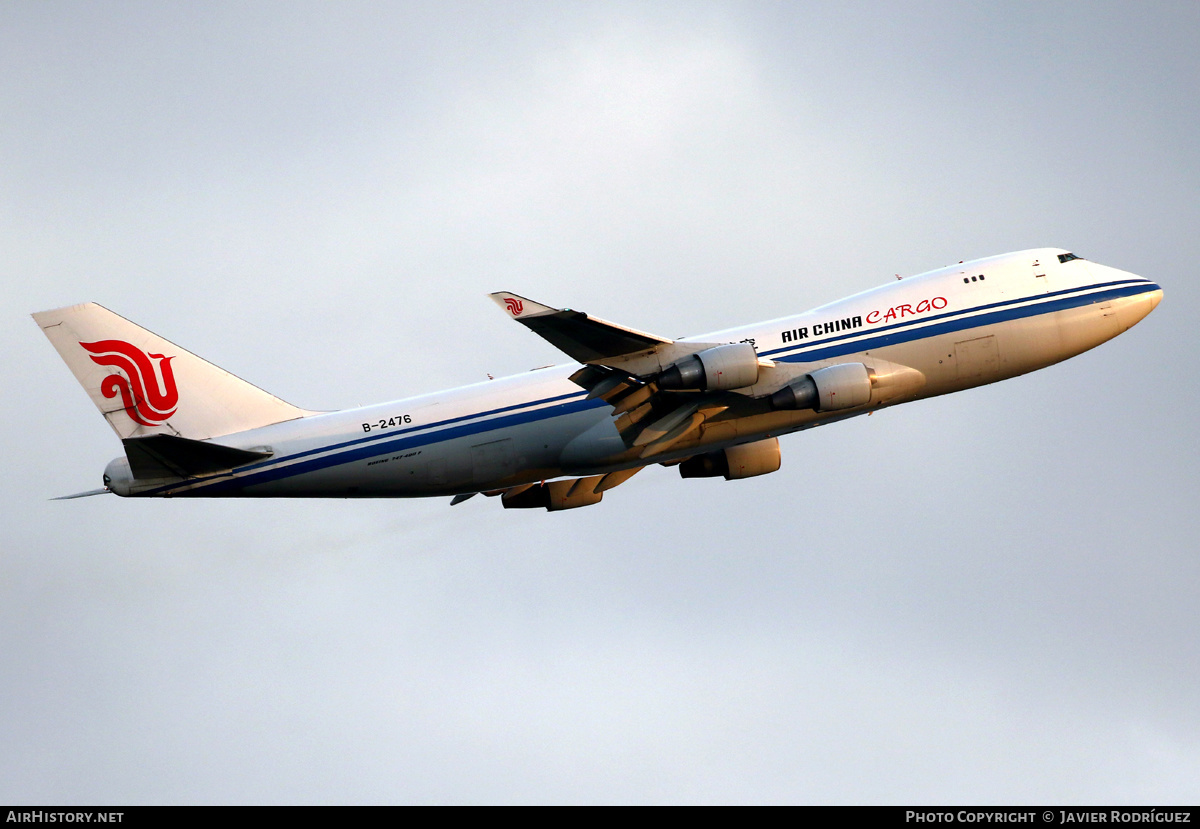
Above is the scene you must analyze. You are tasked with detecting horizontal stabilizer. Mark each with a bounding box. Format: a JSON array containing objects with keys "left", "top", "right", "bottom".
[
  {"left": 122, "top": 434, "right": 272, "bottom": 479},
  {"left": 489, "top": 292, "right": 670, "bottom": 363}
]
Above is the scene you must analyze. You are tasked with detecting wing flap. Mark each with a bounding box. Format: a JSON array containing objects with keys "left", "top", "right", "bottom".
[{"left": 593, "top": 466, "right": 644, "bottom": 493}]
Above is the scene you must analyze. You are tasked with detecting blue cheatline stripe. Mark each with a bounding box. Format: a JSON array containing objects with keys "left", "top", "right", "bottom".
[
  {"left": 236, "top": 389, "right": 587, "bottom": 474},
  {"left": 765, "top": 279, "right": 1157, "bottom": 363},
  {"left": 139, "top": 388, "right": 588, "bottom": 494},
  {"left": 152, "top": 393, "right": 606, "bottom": 496},
  {"left": 150, "top": 279, "right": 1158, "bottom": 496},
  {"left": 762, "top": 278, "right": 1154, "bottom": 359}
]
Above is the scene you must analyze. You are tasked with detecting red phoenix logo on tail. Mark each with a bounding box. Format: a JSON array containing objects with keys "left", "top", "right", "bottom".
[
  {"left": 503, "top": 297, "right": 524, "bottom": 316},
  {"left": 79, "top": 340, "right": 179, "bottom": 426}
]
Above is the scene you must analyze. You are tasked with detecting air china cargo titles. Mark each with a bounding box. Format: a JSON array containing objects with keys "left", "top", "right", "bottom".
[
  {"left": 865, "top": 296, "right": 947, "bottom": 325},
  {"left": 779, "top": 296, "right": 948, "bottom": 344}
]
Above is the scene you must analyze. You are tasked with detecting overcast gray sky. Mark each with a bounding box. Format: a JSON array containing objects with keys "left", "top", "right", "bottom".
[{"left": 2, "top": 1, "right": 1198, "bottom": 804}]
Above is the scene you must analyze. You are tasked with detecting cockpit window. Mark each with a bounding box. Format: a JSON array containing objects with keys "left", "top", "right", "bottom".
[{"left": 1058, "top": 252, "right": 1083, "bottom": 263}]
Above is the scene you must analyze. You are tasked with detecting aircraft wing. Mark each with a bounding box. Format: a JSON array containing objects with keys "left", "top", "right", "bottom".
[
  {"left": 489, "top": 291, "right": 765, "bottom": 380},
  {"left": 490, "top": 292, "right": 767, "bottom": 459},
  {"left": 488, "top": 292, "right": 671, "bottom": 364}
]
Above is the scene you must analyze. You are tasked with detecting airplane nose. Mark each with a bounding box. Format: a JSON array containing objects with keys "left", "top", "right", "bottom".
[
  {"left": 1148, "top": 286, "right": 1163, "bottom": 312},
  {"left": 1113, "top": 282, "right": 1162, "bottom": 331}
]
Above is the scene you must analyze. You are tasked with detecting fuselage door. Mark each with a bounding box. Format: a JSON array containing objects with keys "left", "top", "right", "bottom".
[{"left": 1032, "top": 256, "right": 1049, "bottom": 293}]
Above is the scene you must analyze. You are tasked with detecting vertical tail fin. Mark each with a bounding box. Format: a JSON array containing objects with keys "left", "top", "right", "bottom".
[{"left": 33, "top": 303, "right": 315, "bottom": 440}]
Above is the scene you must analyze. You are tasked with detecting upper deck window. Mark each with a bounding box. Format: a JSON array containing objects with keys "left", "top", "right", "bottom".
[{"left": 1058, "top": 252, "right": 1083, "bottom": 263}]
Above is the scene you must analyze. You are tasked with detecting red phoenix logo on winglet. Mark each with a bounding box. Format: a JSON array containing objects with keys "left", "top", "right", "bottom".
[
  {"left": 503, "top": 297, "right": 524, "bottom": 316},
  {"left": 80, "top": 340, "right": 179, "bottom": 426}
]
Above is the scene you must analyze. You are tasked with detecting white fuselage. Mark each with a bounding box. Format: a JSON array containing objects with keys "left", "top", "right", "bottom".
[{"left": 106, "top": 249, "right": 1161, "bottom": 498}]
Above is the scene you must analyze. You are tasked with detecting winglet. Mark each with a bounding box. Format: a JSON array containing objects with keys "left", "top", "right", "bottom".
[{"left": 488, "top": 292, "right": 559, "bottom": 320}]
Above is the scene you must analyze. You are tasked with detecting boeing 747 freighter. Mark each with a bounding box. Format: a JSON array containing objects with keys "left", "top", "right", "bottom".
[{"left": 34, "top": 248, "right": 1161, "bottom": 510}]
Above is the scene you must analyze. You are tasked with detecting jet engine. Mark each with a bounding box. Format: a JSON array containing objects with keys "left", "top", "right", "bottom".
[
  {"left": 770, "top": 362, "right": 872, "bottom": 412},
  {"left": 658, "top": 343, "right": 760, "bottom": 391},
  {"left": 678, "top": 437, "right": 781, "bottom": 480}
]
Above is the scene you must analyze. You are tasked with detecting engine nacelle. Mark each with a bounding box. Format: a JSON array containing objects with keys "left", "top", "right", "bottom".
[
  {"left": 679, "top": 437, "right": 781, "bottom": 480},
  {"left": 658, "top": 343, "right": 760, "bottom": 391},
  {"left": 770, "top": 362, "right": 872, "bottom": 412}
]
